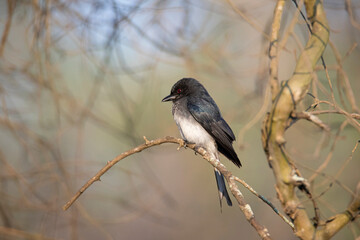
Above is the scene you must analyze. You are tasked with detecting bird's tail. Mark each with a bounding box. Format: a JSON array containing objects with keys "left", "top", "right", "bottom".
[{"left": 214, "top": 169, "right": 232, "bottom": 209}]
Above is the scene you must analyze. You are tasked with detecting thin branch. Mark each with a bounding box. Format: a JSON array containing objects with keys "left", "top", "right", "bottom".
[
  {"left": 309, "top": 110, "right": 360, "bottom": 120},
  {"left": 226, "top": 0, "right": 270, "bottom": 41},
  {"left": 63, "top": 136, "right": 274, "bottom": 240},
  {"left": 234, "top": 176, "right": 295, "bottom": 230},
  {"left": 310, "top": 100, "right": 360, "bottom": 131},
  {"left": 291, "top": 111, "right": 330, "bottom": 131},
  {"left": 328, "top": 40, "right": 360, "bottom": 113},
  {"left": 315, "top": 181, "right": 360, "bottom": 239},
  {"left": 0, "top": 0, "right": 16, "bottom": 57},
  {"left": 0, "top": 226, "right": 56, "bottom": 240},
  {"left": 62, "top": 136, "right": 182, "bottom": 211},
  {"left": 345, "top": 0, "right": 360, "bottom": 31},
  {"left": 238, "top": 85, "right": 271, "bottom": 148}
]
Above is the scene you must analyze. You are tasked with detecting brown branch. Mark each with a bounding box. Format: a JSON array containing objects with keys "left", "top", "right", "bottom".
[
  {"left": 348, "top": 181, "right": 360, "bottom": 220},
  {"left": 0, "top": 0, "right": 16, "bottom": 57},
  {"left": 264, "top": 0, "right": 359, "bottom": 238},
  {"left": 310, "top": 110, "right": 360, "bottom": 120},
  {"left": 0, "top": 226, "right": 56, "bottom": 240},
  {"left": 309, "top": 121, "right": 348, "bottom": 183},
  {"left": 317, "top": 140, "right": 359, "bottom": 191},
  {"left": 262, "top": 0, "right": 330, "bottom": 239},
  {"left": 62, "top": 136, "right": 182, "bottom": 211},
  {"left": 238, "top": 85, "right": 271, "bottom": 148},
  {"left": 195, "top": 146, "right": 272, "bottom": 240},
  {"left": 269, "top": 0, "right": 286, "bottom": 100},
  {"left": 234, "top": 176, "right": 295, "bottom": 230},
  {"left": 278, "top": 0, "right": 304, "bottom": 54},
  {"left": 345, "top": 0, "right": 360, "bottom": 31},
  {"left": 310, "top": 100, "right": 360, "bottom": 131},
  {"left": 292, "top": 111, "right": 330, "bottom": 131},
  {"left": 226, "top": 0, "right": 270, "bottom": 41},
  {"left": 328, "top": 41, "right": 360, "bottom": 113},
  {"left": 63, "top": 136, "right": 273, "bottom": 239},
  {"left": 315, "top": 181, "right": 360, "bottom": 239}
]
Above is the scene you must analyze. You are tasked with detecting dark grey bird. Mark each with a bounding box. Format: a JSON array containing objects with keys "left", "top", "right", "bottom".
[{"left": 162, "top": 78, "right": 241, "bottom": 207}]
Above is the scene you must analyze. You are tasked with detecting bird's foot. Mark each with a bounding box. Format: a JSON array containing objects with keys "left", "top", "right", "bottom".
[
  {"left": 185, "top": 140, "right": 196, "bottom": 149},
  {"left": 177, "top": 139, "right": 187, "bottom": 150},
  {"left": 193, "top": 145, "right": 202, "bottom": 155}
]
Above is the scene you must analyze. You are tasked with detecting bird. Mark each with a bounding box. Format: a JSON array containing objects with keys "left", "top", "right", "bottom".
[{"left": 162, "top": 78, "right": 241, "bottom": 208}]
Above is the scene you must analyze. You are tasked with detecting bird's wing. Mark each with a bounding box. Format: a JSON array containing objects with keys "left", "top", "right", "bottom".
[{"left": 187, "top": 97, "right": 241, "bottom": 167}]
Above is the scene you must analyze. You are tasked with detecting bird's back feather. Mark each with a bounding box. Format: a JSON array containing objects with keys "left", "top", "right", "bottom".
[{"left": 187, "top": 96, "right": 241, "bottom": 167}]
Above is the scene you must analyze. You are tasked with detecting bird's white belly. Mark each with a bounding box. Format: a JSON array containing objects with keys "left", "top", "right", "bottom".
[{"left": 174, "top": 111, "right": 217, "bottom": 155}]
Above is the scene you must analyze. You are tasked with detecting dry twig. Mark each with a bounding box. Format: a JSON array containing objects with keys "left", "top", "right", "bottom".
[{"left": 63, "top": 136, "right": 280, "bottom": 240}]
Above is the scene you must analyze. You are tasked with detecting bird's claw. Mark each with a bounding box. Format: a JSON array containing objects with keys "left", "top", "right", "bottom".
[
  {"left": 177, "top": 139, "right": 186, "bottom": 150},
  {"left": 193, "top": 145, "right": 201, "bottom": 155}
]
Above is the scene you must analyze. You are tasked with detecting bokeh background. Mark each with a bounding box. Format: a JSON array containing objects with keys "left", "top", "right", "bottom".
[{"left": 0, "top": 0, "right": 359, "bottom": 239}]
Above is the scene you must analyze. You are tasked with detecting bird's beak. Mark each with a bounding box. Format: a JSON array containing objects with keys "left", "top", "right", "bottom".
[{"left": 162, "top": 94, "right": 176, "bottom": 102}]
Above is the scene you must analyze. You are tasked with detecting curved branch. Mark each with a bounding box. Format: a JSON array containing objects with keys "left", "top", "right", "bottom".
[
  {"left": 62, "top": 136, "right": 182, "bottom": 211},
  {"left": 263, "top": 0, "right": 330, "bottom": 239},
  {"left": 63, "top": 136, "right": 274, "bottom": 239}
]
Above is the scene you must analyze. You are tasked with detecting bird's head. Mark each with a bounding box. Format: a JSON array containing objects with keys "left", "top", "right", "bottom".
[{"left": 162, "top": 78, "right": 204, "bottom": 102}]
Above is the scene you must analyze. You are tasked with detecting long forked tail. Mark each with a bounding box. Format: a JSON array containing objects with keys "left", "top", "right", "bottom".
[{"left": 214, "top": 169, "right": 232, "bottom": 209}]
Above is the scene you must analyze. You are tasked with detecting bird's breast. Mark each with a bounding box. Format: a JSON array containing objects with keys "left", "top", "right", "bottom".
[{"left": 173, "top": 108, "right": 216, "bottom": 153}]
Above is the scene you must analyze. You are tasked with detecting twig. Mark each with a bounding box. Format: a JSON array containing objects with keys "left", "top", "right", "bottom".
[
  {"left": 62, "top": 136, "right": 183, "bottom": 211},
  {"left": 234, "top": 176, "right": 295, "bottom": 230},
  {"left": 0, "top": 0, "right": 15, "bottom": 57},
  {"left": 0, "top": 226, "right": 56, "bottom": 240},
  {"left": 309, "top": 100, "right": 360, "bottom": 131},
  {"left": 315, "top": 181, "right": 360, "bottom": 239},
  {"left": 328, "top": 41, "right": 360, "bottom": 113},
  {"left": 278, "top": 0, "right": 304, "bottom": 55},
  {"left": 63, "top": 136, "right": 273, "bottom": 240},
  {"left": 238, "top": 85, "right": 271, "bottom": 147},
  {"left": 318, "top": 140, "right": 359, "bottom": 187},
  {"left": 198, "top": 148, "right": 272, "bottom": 240},
  {"left": 310, "top": 110, "right": 360, "bottom": 120},
  {"left": 291, "top": 111, "right": 330, "bottom": 131},
  {"left": 345, "top": 0, "right": 360, "bottom": 31},
  {"left": 226, "top": 0, "right": 270, "bottom": 41}
]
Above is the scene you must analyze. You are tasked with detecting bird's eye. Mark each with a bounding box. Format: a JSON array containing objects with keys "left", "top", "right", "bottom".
[{"left": 177, "top": 88, "right": 182, "bottom": 94}]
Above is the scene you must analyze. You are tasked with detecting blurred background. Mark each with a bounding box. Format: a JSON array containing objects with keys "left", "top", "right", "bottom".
[{"left": 0, "top": 0, "right": 359, "bottom": 239}]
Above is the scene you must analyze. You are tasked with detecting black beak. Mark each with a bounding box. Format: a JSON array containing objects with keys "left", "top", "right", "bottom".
[{"left": 162, "top": 94, "right": 176, "bottom": 102}]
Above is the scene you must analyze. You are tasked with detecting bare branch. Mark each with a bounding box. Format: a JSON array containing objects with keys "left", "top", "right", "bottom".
[
  {"left": 0, "top": 0, "right": 15, "bottom": 57},
  {"left": 269, "top": 0, "right": 286, "bottom": 100},
  {"left": 226, "top": 0, "right": 270, "bottom": 41},
  {"left": 0, "top": 226, "right": 56, "bottom": 240},
  {"left": 62, "top": 136, "right": 183, "bottom": 211},
  {"left": 328, "top": 41, "right": 360, "bottom": 113},
  {"left": 309, "top": 110, "right": 360, "bottom": 120},
  {"left": 234, "top": 176, "right": 295, "bottom": 230},
  {"left": 262, "top": 0, "right": 330, "bottom": 238},
  {"left": 291, "top": 111, "right": 330, "bottom": 131},
  {"left": 315, "top": 181, "right": 360, "bottom": 239},
  {"left": 63, "top": 136, "right": 273, "bottom": 240}
]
